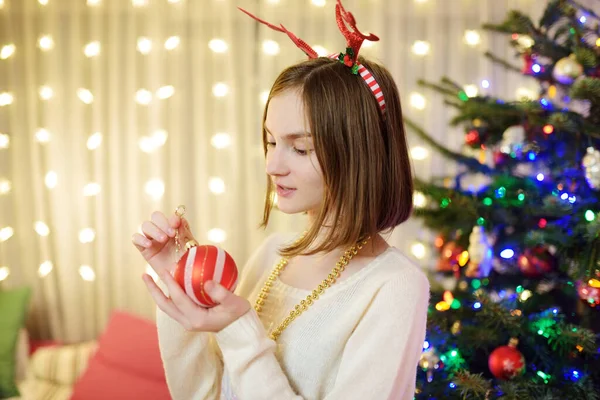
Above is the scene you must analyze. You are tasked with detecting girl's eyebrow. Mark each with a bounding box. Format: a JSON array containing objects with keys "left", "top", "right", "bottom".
[{"left": 265, "top": 126, "right": 312, "bottom": 139}]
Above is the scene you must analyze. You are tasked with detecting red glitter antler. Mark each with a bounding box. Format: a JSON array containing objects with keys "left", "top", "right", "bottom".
[
  {"left": 238, "top": 7, "right": 319, "bottom": 59},
  {"left": 335, "top": 0, "right": 379, "bottom": 64}
]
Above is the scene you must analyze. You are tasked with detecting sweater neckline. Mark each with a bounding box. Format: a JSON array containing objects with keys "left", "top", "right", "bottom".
[{"left": 271, "top": 246, "right": 395, "bottom": 299}]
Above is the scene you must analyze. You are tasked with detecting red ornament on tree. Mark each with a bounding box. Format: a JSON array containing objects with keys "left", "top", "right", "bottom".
[
  {"left": 488, "top": 338, "right": 526, "bottom": 380},
  {"left": 576, "top": 280, "right": 600, "bottom": 307},
  {"left": 173, "top": 244, "right": 239, "bottom": 308},
  {"left": 465, "top": 130, "right": 481, "bottom": 147},
  {"left": 517, "top": 246, "right": 555, "bottom": 277}
]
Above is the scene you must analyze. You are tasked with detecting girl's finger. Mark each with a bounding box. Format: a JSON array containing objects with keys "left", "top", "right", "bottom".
[
  {"left": 141, "top": 221, "right": 169, "bottom": 243},
  {"left": 151, "top": 211, "right": 177, "bottom": 238},
  {"left": 131, "top": 233, "right": 152, "bottom": 250},
  {"left": 160, "top": 270, "right": 203, "bottom": 317},
  {"left": 142, "top": 274, "right": 188, "bottom": 326},
  {"left": 168, "top": 213, "right": 182, "bottom": 231}
]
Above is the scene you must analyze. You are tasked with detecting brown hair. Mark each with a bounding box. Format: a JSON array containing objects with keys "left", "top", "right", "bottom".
[{"left": 259, "top": 56, "right": 413, "bottom": 257}]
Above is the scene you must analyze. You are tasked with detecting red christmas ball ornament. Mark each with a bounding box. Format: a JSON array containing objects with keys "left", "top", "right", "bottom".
[
  {"left": 517, "top": 246, "right": 555, "bottom": 277},
  {"left": 576, "top": 280, "right": 600, "bottom": 307},
  {"left": 488, "top": 338, "right": 526, "bottom": 380},
  {"left": 173, "top": 243, "right": 239, "bottom": 308},
  {"left": 465, "top": 130, "right": 481, "bottom": 146}
]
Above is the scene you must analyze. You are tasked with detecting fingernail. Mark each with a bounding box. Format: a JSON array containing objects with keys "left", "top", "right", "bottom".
[{"left": 169, "top": 228, "right": 176, "bottom": 236}]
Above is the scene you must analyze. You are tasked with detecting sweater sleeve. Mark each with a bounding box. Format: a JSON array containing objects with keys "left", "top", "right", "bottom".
[
  {"left": 156, "top": 308, "right": 223, "bottom": 400},
  {"left": 155, "top": 232, "right": 284, "bottom": 400},
  {"left": 214, "top": 266, "right": 430, "bottom": 400}
]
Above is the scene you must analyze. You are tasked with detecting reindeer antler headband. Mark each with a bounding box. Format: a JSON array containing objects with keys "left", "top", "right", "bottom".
[{"left": 238, "top": 0, "right": 386, "bottom": 114}]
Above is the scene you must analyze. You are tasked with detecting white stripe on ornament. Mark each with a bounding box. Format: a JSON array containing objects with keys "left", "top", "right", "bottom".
[
  {"left": 213, "top": 247, "right": 226, "bottom": 284},
  {"left": 184, "top": 246, "right": 202, "bottom": 305}
]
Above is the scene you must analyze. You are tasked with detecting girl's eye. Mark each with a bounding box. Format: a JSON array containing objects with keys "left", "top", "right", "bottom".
[
  {"left": 294, "top": 148, "right": 308, "bottom": 156},
  {"left": 266, "top": 142, "right": 276, "bottom": 147}
]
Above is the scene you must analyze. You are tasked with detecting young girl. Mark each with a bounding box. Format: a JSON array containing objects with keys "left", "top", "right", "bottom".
[{"left": 132, "top": 2, "right": 429, "bottom": 399}]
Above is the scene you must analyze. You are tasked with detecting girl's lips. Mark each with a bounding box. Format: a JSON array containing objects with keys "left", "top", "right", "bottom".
[{"left": 276, "top": 185, "right": 296, "bottom": 197}]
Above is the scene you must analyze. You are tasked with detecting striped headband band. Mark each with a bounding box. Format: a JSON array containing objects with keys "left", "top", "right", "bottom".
[{"left": 238, "top": 0, "right": 386, "bottom": 114}]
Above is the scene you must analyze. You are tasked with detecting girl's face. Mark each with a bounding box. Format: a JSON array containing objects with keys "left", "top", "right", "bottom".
[{"left": 264, "top": 90, "right": 325, "bottom": 217}]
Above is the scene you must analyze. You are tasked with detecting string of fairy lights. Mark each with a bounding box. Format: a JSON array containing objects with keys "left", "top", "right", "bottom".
[{"left": 0, "top": 0, "right": 538, "bottom": 284}]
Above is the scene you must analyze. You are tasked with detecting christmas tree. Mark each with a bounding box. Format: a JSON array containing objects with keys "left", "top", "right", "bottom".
[{"left": 408, "top": 1, "right": 600, "bottom": 398}]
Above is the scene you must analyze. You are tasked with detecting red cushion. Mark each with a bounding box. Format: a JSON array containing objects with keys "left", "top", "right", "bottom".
[
  {"left": 70, "top": 310, "right": 170, "bottom": 399},
  {"left": 70, "top": 357, "right": 171, "bottom": 400}
]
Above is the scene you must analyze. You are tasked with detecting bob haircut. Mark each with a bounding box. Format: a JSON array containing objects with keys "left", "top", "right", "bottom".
[{"left": 259, "top": 56, "right": 413, "bottom": 257}]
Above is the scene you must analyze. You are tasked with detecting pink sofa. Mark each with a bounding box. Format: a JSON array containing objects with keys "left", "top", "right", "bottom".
[{"left": 16, "top": 311, "right": 171, "bottom": 400}]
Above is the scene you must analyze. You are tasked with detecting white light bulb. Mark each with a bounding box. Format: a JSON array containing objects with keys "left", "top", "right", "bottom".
[
  {"left": 362, "top": 40, "right": 375, "bottom": 49},
  {"left": 413, "top": 191, "right": 427, "bottom": 208},
  {"left": 262, "top": 40, "right": 280, "bottom": 55},
  {"left": 156, "top": 85, "right": 175, "bottom": 99},
  {"left": 84, "top": 41, "right": 101, "bottom": 57},
  {"left": 464, "top": 84, "right": 478, "bottom": 98},
  {"left": 79, "top": 228, "right": 96, "bottom": 243},
  {"left": 164, "top": 36, "right": 180, "bottom": 50},
  {"left": 45, "top": 171, "right": 58, "bottom": 189},
  {"left": 135, "top": 89, "right": 153, "bottom": 105},
  {"left": 77, "top": 88, "right": 94, "bottom": 104},
  {"left": 0, "top": 44, "right": 16, "bottom": 60},
  {"left": 212, "top": 83, "right": 229, "bottom": 97},
  {"left": 0, "top": 226, "right": 14, "bottom": 242},
  {"left": 38, "top": 35, "right": 54, "bottom": 51},
  {"left": 520, "top": 290, "right": 533, "bottom": 302},
  {"left": 39, "top": 86, "right": 54, "bottom": 100},
  {"left": 0, "top": 179, "right": 11, "bottom": 194},
  {"left": 145, "top": 179, "right": 165, "bottom": 200},
  {"left": 412, "top": 40, "right": 430, "bottom": 56},
  {"left": 132, "top": 0, "right": 148, "bottom": 7},
  {"left": 152, "top": 130, "right": 168, "bottom": 147},
  {"left": 211, "top": 133, "right": 232, "bottom": 149},
  {"left": 139, "top": 137, "right": 155, "bottom": 153},
  {"left": 137, "top": 37, "right": 152, "bottom": 54},
  {"left": 0, "top": 1, "right": 5, "bottom": 9},
  {"left": 34, "top": 221, "right": 50, "bottom": 236},
  {"left": 83, "top": 182, "right": 101, "bottom": 196},
  {"left": 410, "top": 146, "right": 429, "bottom": 160},
  {"left": 0, "top": 266, "right": 9, "bottom": 281},
  {"left": 409, "top": 92, "right": 426, "bottom": 110},
  {"left": 79, "top": 265, "right": 96, "bottom": 281},
  {"left": 260, "top": 90, "right": 269, "bottom": 104},
  {"left": 464, "top": 30, "right": 481, "bottom": 46},
  {"left": 0, "top": 92, "right": 14, "bottom": 106},
  {"left": 39, "top": 261, "right": 53, "bottom": 277},
  {"left": 411, "top": 242, "right": 426, "bottom": 259},
  {"left": 87, "top": 132, "right": 103, "bottom": 150},
  {"left": 207, "top": 228, "right": 227, "bottom": 243},
  {"left": 0, "top": 133, "right": 9, "bottom": 148},
  {"left": 481, "top": 79, "right": 490, "bottom": 89},
  {"left": 35, "top": 128, "right": 51, "bottom": 143},
  {"left": 209, "top": 177, "right": 225, "bottom": 194},
  {"left": 311, "top": 0, "right": 326, "bottom": 6},
  {"left": 87, "top": 0, "right": 102, "bottom": 5},
  {"left": 209, "top": 39, "right": 228, "bottom": 53},
  {"left": 38, "top": 0, "right": 49, "bottom": 4}
]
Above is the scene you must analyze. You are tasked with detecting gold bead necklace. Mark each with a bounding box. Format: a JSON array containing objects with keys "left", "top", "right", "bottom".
[{"left": 254, "top": 233, "right": 370, "bottom": 341}]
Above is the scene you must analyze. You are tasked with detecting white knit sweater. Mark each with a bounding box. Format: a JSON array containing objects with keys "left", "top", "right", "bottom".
[{"left": 156, "top": 233, "right": 430, "bottom": 400}]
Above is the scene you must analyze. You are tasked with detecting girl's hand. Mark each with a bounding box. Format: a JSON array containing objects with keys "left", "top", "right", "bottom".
[
  {"left": 142, "top": 270, "right": 252, "bottom": 332},
  {"left": 131, "top": 211, "right": 195, "bottom": 275}
]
